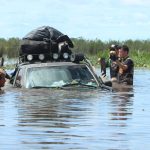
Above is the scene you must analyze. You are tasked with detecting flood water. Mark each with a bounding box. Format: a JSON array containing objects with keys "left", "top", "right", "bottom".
[{"left": 0, "top": 68, "right": 150, "bottom": 150}]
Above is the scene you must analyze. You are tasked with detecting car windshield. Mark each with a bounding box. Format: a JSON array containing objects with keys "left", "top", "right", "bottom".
[{"left": 25, "top": 65, "right": 98, "bottom": 88}]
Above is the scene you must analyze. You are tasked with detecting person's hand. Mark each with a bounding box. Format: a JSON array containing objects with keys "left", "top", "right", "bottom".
[
  {"left": 100, "top": 57, "right": 105, "bottom": 65},
  {"left": 110, "top": 55, "right": 117, "bottom": 61},
  {"left": 97, "top": 57, "right": 105, "bottom": 65}
]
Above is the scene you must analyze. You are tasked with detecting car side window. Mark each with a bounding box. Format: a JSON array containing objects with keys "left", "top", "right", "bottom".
[{"left": 14, "top": 68, "right": 23, "bottom": 87}]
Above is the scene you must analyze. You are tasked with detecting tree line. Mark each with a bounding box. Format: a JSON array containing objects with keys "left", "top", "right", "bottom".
[{"left": 0, "top": 37, "right": 150, "bottom": 58}]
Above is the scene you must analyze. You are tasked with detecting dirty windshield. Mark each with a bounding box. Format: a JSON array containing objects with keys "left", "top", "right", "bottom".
[{"left": 25, "top": 65, "right": 98, "bottom": 88}]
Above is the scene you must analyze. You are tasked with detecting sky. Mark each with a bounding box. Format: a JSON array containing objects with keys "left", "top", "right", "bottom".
[{"left": 0, "top": 0, "right": 150, "bottom": 41}]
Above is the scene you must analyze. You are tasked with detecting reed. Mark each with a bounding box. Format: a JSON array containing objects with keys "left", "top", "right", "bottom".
[
  {"left": 88, "top": 49, "right": 150, "bottom": 68},
  {"left": 130, "top": 50, "right": 150, "bottom": 68}
]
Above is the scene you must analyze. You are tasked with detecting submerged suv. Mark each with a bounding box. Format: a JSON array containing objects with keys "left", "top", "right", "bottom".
[
  {"left": 10, "top": 26, "right": 112, "bottom": 90},
  {"left": 11, "top": 53, "right": 111, "bottom": 90}
]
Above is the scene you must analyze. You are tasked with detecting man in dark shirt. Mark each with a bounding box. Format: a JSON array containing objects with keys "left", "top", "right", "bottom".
[
  {"left": 110, "top": 45, "right": 134, "bottom": 85},
  {"left": 109, "top": 44, "right": 120, "bottom": 82},
  {"left": 98, "top": 44, "right": 120, "bottom": 82}
]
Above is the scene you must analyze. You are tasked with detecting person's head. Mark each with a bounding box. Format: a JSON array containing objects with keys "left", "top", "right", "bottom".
[
  {"left": 118, "top": 45, "right": 129, "bottom": 58},
  {"left": 109, "top": 44, "right": 121, "bottom": 56},
  {"left": 0, "top": 69, "right": 6, "bottom": 89}
]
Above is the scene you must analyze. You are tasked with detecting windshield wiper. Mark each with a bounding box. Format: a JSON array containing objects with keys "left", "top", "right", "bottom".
[
  {"left": 32, "top": 86, "right": 51, "bottom": 89},
  {"left": 31, "top": 86, "right": 62, "bottom": 89},
  {"left": 62, "top": 80, "right": 97, "bottom": 88}
]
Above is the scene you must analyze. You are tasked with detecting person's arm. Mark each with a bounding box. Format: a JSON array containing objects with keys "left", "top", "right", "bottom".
[
  {"left": 109, "top": 51, "right": 128, "bottom": 71},
  {"left": 5, "top": 73, "right": 11, "bottom": 79},
  {"left": 115, "top": 60, "right": 128, "bottom": 71},
  {"left": 0, "top": 57, "right": 4, "bottom": 67}
]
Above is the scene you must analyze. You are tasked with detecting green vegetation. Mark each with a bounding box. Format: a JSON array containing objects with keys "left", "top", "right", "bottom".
[
  {"left": 0, "top": 37, "right": 150, "bottom": 68},
  {"left": 0, "top": 38, "right": 20, "bottom": 58},
  {"left": 73, "top": 38, "right": 150, "bottom": 68}
]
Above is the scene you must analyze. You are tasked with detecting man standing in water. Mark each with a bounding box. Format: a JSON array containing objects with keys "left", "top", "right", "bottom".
[
  {"left": 98, "top": 44, "right": 120, "bottom": 82},
  {"left": 110, "top": 45, "right": 134, "bottom": 85},
  {"left": 0, "top": 68, "right": 6, "bottom": 91},
  {"left": 109, "top": 44, "right": 120, "bottom": 82}
]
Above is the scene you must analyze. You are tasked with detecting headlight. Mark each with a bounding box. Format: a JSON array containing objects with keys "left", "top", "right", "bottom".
[
  {"left": 38, "top": 54, "right": 45, "bottom": 60},
  {"left": 63, "top": 52, "right": 69, "bottom": 59},
  {"left": 53, "top": 53, "right": 59, "bottom": 60},
  {"left": 70, "top": 53, "right": 84, "bottom": 62},
  {"left": 27, "top": 55, "right": 33, "bottom": 61}
]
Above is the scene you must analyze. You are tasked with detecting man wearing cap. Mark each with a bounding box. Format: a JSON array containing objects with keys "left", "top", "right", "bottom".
[
  {"left": 98, "top": 44, "right": 120, "bottom": 81},
  {"left": 110, "top": 45, "right": 134, "bottom": 85},
  {"left": 0, "top": 68, "right": 6, "bottom": 90},
  {"left": 109, "top": 44, "right": 120, "bottom": 82}
]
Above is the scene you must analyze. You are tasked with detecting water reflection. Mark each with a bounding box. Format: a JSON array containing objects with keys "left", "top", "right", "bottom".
[
  {"left": 12, "top": 89, "right": 104, "bottom": 149},
  {"left": 109, "top": 83, "right": 134, "bottom": 123},
  {"left": 0, "top": 90, "right": 5, "bottom": 95},
  {"left": 2, "top": 69, "right": 150, "bottom": 149}
]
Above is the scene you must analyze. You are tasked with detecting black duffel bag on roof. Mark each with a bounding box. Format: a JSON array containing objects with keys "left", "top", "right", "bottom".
[
  {"left": 19, "top": 26, "right": 73, "bottom": 56},
  {"left": 20, "top": 39, "right": 50, "bottom": 55}
]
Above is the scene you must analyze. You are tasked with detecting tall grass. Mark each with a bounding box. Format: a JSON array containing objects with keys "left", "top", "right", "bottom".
[
  {"left": 88, "top": 49, "right": 150, "bottom": 68},
  {"left": 130, "top": 50, "right": 150, "bottom": 68}
]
